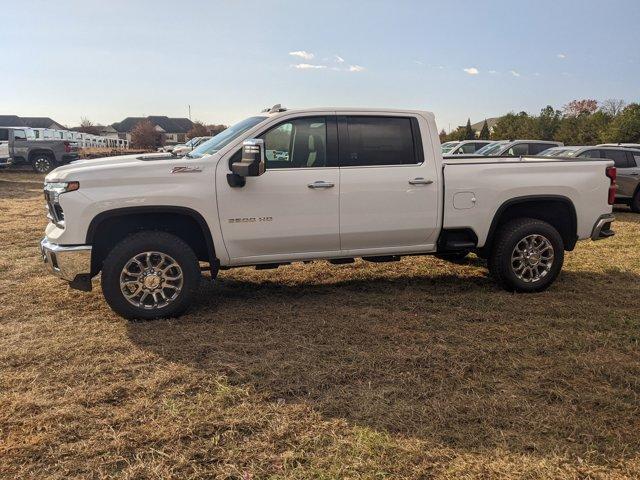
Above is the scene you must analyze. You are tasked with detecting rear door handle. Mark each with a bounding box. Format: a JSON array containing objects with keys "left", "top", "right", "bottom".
[
  {"left": 308, "top": 181, "right": 335, "bottom": 189},
  {"left": 409, "top": 177, "right": 433, "bottom": 185}
]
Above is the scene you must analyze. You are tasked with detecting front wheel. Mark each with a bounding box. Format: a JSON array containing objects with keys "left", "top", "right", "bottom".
[
  {"left": 101, "top": 231, "right": 201, "bottom": 320},
  {"left": 489, "top": 218, "right": 564, "bottom": 293},
  {"left": 32, "top": 154, "right": 54, "bottom": 173}
]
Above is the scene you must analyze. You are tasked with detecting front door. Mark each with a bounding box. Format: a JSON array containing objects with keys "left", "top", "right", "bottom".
[
  {"left": 217, "top": 115, "right": 340, "bottom": 263},
  {"left": 338, "top": 115, "right": 439, "bottom": 252}
]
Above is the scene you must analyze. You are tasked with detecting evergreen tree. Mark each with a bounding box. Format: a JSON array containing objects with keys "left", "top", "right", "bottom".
[
  {"left": 479, "top": 120, "right": 490, "bottom": 139},
  {"left": 464, "top": 118, "right": 476, "bottom": 140}
]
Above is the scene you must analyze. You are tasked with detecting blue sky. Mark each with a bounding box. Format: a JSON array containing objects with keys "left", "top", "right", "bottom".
[{"left": 2, "top": 0, "right": 639, "bottom": 131}]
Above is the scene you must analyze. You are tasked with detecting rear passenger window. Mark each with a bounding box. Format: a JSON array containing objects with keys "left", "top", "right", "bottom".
[
  {"left": 343, "top": 116, "right": 417, "bottom": 166},
  {"left": 13, "top": 130, "right": 27, "bottom": 141},
  {"left": 0, "top": 129, "right": 8, "bottom": 141},
  {"left": 578, "top": 149, "right": 601, "bottom": 159},
  {"left": 506, "top": 143, "right": 529, "bottom": 156},
  {"left": 459, "top": 143, "right": 477, "bottom": 154},
  {"left": 601, "top": 150, "right": 632, "bottom": 168},
  {"left": 530, "top": 143, "right": 556, "bottom": 155}
]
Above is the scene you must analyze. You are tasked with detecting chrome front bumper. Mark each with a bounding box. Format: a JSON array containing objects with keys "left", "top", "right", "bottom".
[
  {"left": 40, "top": 238, "right": 92, "bottom": 284},
  {"left": 591, "top": 214, "right": 615, "bottom": 241}
]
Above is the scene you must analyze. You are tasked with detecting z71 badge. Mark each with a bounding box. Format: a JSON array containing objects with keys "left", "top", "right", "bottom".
[
  {"left": 228, "top": 217, "right": 273, "bottom": 223},
  {"left": 171, "top": 166, "right": 202, "bottom": 174}
]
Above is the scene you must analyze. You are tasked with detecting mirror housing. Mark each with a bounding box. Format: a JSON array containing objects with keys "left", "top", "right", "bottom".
[{"left": 231, "top": 139, "right": 266, "bottom": 177}]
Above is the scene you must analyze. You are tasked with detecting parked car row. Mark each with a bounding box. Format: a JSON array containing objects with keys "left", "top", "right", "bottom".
[
  {"left": 441, "top": 139, "right": 640, "bottom": 212},
  {"left": 31, "top": 127, "right": 129, "bottom": 149},
  {"left": 168, "top": 136, "right": 213, "bottom": 156}
]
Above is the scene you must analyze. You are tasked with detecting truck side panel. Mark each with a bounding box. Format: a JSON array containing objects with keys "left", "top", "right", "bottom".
[{"left": 442, "top": 159, "right": 613, "bottom": 247}]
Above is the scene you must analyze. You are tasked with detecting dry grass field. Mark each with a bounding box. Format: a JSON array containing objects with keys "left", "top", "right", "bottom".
[{"left": 1, "top": 169, "right": 639, "bottom": 479}]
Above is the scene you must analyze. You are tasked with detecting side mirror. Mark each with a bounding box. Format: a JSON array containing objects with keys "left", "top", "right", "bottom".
[{"left": 232, "top": 139, "right": 266, "bottom": 177}]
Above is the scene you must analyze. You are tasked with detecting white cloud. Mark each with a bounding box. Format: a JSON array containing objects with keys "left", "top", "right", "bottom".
[
  {"left": 334, "top": 55, "right": 345, "bottom": 63},
  {"left": 488, "top": 70, "right": 498, "bottom": 74},
  {"left": 289, "top": 50, "right": 314, "bottom": 60},
  {"left": 413, "top": 60, "right": 424, "bottom": 65},
  {"left": 348, "top": 65, "right": 365, "bottom": 72},
  {"left": 463, "top": 67, "right": 479, "bottom": 75},
  {"left": 293, "top": 63, "right": 326, "bottom": 70},
  {"left": 509, "top": 70, "right": 521, "bottom": 77},
  {"left": 557, "top": 53, "right": 567, "bottom": 59}
]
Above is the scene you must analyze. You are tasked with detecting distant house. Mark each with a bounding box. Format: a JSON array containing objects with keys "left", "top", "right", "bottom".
[
  {"left": 112, "top": 116, "right": 194, "bottom": 144},
  {"left": 21, "top": 117, "right": 67, "bottom": 130},
  {"left": 470, "top": 117, "right": 499, "bottom": 136},
  {"left": 0, "top": 115, "right": 27, "bottom": 127}
]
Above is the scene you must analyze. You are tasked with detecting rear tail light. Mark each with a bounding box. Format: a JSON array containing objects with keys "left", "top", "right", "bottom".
[
  {"left": 63, "top": 141, "right": 71, "bottom": 153},
  {"left": 606, "top": 166, "right": 617, "bottom": 205}
]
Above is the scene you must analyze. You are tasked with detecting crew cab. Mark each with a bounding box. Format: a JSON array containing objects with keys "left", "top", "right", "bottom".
[
  {"left": 0, "top": 127, "right": 79, "bottom": 172},
  {"left": 40, "top": 106, "right": 616, "bottom": 319}
]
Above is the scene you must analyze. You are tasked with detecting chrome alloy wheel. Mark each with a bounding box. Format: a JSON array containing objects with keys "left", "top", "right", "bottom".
[
  {"left": 34, "top": 157, "right": 52, "bottom": 173},
  {"left": 119, "top": 251, "right": 184, "bottom": 309},
  {"left": 510, "top": 234, "right": 554, "bottom": 283}
]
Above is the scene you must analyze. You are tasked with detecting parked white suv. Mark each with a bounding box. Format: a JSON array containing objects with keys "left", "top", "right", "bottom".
[{"left": 40, "top": 106, "right": 616, "bottom": 319}]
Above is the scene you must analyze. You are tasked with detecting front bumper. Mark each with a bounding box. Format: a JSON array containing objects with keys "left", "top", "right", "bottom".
[
  {"left": 591, "top": 214, "right": 615, "bottom": 241},
  {"left": 40, "top": 238, "right": 93, "bottom": 289}
]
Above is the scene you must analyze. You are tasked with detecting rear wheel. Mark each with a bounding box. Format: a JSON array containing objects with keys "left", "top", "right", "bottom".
[
  {"left": 489, "top": 218, "right": 564, "bottom": 292},
  {"left": 101, "top": 231, "right": 201, "bottom": 320},
  {"left": 32, "top": 154, "right": 54, "bottom": 173},
  {"left": 631, "top": 190, "right": 640, "bottom": 213}
]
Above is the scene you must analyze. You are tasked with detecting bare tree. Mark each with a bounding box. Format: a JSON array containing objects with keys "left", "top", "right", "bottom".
[
  {"left": 600, "top": 99, "right": 627, "bottom": 116},
  {"left": 78, "top": 117, "right": 100, "bottom": 135},
  {"left": 187, "top": 121, "right": 209, "bottom": 139},
  {"left": 131, "top": 120, "right": 164, "bottom": 149}
]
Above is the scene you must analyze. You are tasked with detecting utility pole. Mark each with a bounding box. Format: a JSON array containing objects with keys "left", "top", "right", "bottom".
[{"left": 188, "top": 105, "right": 191, "bottom": 120}]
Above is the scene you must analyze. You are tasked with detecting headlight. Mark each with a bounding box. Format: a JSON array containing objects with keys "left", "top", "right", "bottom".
[{"left": 44, "top": 181, "right": 79, "bottom": 227}]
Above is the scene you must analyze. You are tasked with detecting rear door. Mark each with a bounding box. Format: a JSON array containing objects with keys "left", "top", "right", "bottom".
[
  {"left": 338, "top": 114, "right": 439, "bottom": 253},
  {"left": 600, "top": 149, "right": 638, "bottom": 198},
  {"left": 11, "top": 129, "right": 29, "bottom": 160}
]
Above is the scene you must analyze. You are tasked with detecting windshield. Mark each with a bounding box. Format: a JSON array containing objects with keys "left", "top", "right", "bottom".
[
  {"left": 441, "top": 142, "right": 460, "bottom": 154},
  {"left": 538, "top": 147, "right": 579, "bottom": 157},
  {"left": 475, "top": 141, "right": 508, "bottom": 156},
  {"left": 188, "top": 116, "right": 267, "bottom": 158}
]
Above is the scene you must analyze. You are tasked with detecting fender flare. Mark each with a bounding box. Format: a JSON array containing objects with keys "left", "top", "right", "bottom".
[
  {"left": 86, "top": 205, "right": 218, "bottom": 269},
  {"left": 484, "top": 195, "right": 578, "bottom": 250}
]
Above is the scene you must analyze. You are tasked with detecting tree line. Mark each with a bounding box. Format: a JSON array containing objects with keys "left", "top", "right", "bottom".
[{"left": 440, "top": 99, "right": 640, "bottom": 145}]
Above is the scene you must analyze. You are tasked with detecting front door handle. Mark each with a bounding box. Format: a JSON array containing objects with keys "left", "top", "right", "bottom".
[
  {"left": 308, "top": 181, "right": 335, "bottom": 189},
  {"left": 409, "top": 177, "right": 433, "bottom": 185}
]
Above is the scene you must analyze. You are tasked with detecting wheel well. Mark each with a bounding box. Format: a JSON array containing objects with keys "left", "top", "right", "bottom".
[
  {"left": 485, "top": 197, "right": 578, "bottom": 252},
  {"left": 28, "top": 149, "right": 54, "bottom": 162},
  {"left": 87, "top": 208, "right": 217, "bottom": 275}
]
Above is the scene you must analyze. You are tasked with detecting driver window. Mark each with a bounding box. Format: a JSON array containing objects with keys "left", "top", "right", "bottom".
[{"left": 260, "top": 117, "right": 327, "bottom": 168}]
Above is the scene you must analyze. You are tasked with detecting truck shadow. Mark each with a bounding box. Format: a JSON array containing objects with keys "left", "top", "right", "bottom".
[{"left": 127, "top": 266, "right": 640, "bottom": 460}]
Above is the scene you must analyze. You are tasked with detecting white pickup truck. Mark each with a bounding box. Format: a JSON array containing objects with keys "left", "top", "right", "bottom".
[{"left": 40, "top": 106, "right": 617, "bottom": 319}]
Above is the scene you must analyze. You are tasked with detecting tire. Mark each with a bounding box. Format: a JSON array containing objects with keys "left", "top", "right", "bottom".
[
  {"left": 435, "top": 251, "right": 470, "bottom": 263},
  {"left": 488, "top": 218, "right": 564, "bottom": 293},
  {"left": 32, "top": 154, "right": 54, "bottom": 173},
  {"left": 631, "top": 190, "right": 640, "bottom": 213},
  {"left": 101, "top": 231, "right": 201, "bottom": 320}
]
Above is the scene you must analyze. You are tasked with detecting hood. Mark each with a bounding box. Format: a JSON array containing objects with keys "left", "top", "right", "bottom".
[{"left": 44, "top": 152, "right": 202, "bottom": 182}]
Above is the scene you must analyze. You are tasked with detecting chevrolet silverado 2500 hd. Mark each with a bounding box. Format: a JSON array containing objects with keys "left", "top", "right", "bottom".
[{"left": 40, "top": 106, "right": 617, "bottom": 319}]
